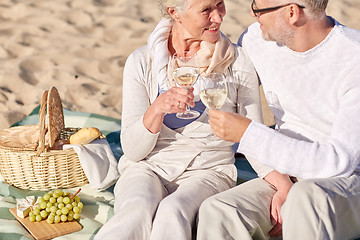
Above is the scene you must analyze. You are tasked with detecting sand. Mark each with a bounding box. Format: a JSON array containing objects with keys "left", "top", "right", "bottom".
[{"left": 0, "top": 0, "right": 359, "bottom": 129}]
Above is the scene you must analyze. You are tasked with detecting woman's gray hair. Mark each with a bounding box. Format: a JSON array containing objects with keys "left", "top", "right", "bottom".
[{"left": 158, "top": 0, "right": 189, "bottom": 18}]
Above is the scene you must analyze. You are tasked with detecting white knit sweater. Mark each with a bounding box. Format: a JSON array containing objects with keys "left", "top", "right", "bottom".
[{"left": 237, "top": 19, "right": 360, "bottom": 179}]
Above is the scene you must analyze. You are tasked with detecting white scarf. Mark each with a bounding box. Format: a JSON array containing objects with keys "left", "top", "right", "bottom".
[{"left": 147, "top": 18, "right": 172, "bottom": 93}]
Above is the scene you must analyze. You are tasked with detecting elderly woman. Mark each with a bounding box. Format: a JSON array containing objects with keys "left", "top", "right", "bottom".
[{"left": 95, "top": 0, "right": 263, "bottom": 239}]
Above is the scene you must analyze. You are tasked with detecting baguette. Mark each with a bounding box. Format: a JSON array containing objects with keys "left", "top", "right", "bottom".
[{"left": 70, "top": 127, "right": 101, "bottom": 145}]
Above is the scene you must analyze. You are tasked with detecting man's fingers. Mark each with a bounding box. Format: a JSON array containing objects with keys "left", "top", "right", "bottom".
[
  {"left": 271, "top": 205, "right": 279, "bottom": 225},
  {"left": 277, "top": 207, "right": 283, "bottom": 225},
  {"left": 208, "top": 109, "right": 223, "bottom": 121},
  {"left": 269, "top": 223, "right": 282, "bottom": 237},
  {"left": 269, "top": 195, "right": 283, "bottom": 237},
  {"left": 208, "top": 119, "right": 218, "bottom": 133}
]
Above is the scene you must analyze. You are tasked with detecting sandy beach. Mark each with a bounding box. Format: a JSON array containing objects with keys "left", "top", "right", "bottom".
[{"left": 0, "top": 0, "right": 358, "bottom": 129}]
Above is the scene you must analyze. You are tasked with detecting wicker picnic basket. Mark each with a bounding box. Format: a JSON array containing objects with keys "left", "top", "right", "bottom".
[{"left": 0, "top": 87, "right": 88, "bottom": 190}]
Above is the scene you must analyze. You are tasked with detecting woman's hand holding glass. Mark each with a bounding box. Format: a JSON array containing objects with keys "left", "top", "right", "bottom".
[
  {"left": 143, "top": 87, "right": 195, "bottom": 134},
  {"left": 155, "top": 87, "right": 195, "bottom": 115},
  {"left": 171, "top": 52, "right": 200, "bottom": 119}
]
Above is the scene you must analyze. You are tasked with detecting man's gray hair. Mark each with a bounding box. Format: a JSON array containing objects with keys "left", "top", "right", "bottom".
[{"left": 295, "top": 0, "right": 328, "bottom": 18}]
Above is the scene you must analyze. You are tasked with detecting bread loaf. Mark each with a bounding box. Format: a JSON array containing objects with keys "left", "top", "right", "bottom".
[{"left": 70, "top": 127, "right": 101, "bottom": 145}]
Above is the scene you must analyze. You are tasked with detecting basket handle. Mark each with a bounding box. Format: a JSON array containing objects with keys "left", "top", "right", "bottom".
[{"left": 36, "top": 90, "right": 48, "bottom": 156}]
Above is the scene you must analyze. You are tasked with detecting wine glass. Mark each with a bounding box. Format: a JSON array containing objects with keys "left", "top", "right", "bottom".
[
  {"left": 199, "top": 72, "right": 228, "bottom": 140},
  {"left": 172, "top": 52, "right": 200, "bottom": 119},
  {"left": 199, "top": 72, "right": 228, "bottom": 110}
]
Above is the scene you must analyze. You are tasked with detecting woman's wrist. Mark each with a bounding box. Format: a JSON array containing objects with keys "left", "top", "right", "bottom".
[{"left": 143, "top": 104, "right": 166, "bottom": 133}]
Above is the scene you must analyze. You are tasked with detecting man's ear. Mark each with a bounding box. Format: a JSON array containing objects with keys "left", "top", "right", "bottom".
[
  {"left": 167, "top": 7, "right": 181, "bottom": 22},
  {"left": 288, "top": 4, "right": 302, "bottom": 25}
]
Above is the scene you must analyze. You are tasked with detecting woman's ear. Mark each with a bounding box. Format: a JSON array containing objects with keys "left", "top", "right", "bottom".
[{"left": 167, "top": 7, "right": 181, "bottom": 22}]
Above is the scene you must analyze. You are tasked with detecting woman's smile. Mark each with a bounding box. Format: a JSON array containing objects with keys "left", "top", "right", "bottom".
[{"left": 205, "top": 25, "right": 220, "bottom": 32}]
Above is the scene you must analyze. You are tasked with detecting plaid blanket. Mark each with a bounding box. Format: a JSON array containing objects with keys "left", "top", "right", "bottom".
[{"left": 0, "top": 106, "right": 256, "bottom": 239}]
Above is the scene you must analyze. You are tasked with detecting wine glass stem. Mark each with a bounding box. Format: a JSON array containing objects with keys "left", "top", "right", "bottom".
[{"left": 184, "top": 87, "right": 191, "bottom": 112}]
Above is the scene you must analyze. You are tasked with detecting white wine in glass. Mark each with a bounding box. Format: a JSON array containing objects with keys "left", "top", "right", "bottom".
[
  {"left": 172, "top": 53, "right": 200, "bottom": 119},
  {"left": 173, "top": 67, "right": 199, "bottom": 88},
  {"left": 199, "top": 72, "right": 228, "bottom": 110}
]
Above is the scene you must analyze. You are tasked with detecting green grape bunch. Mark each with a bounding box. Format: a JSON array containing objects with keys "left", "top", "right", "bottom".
[{"left": 28, "top": 188, "right": 83, "bottom": 224}]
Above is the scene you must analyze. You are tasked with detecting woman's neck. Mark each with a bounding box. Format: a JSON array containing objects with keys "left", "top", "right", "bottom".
[{"left": 169, "top": 24, "right": 201, "bottom": 56}]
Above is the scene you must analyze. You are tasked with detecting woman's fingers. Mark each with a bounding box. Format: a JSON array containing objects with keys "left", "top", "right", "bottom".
[
  {"left": 157, "top": 87, "right": 194, "bottom": 114},
  {"left": 171, "top": 100, "right": 185, "bottom": 111},
  {"left": 172, "top": 87, "right": 195, "bottom": 107}
]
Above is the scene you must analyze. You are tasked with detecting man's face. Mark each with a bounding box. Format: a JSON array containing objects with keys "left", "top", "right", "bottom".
[{"left": 252, "top": 0, "right": 294, "bottom": 44}]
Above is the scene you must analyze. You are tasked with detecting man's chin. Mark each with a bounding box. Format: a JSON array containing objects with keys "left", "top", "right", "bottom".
[
  {"left": 262, "top": 34, "right": 285, "bottom": 46},
  {"left": 262, "top": 32, "right": 273, "bottom": 41}
]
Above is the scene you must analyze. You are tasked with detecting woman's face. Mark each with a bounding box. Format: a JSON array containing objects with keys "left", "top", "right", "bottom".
[{"left": 175, "top": 0, "right": 226, "bottom": 43}]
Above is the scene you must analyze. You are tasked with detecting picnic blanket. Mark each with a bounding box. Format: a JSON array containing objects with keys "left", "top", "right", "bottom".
[{"left": 0, "top": 106, "right": 256, "bottom": 239}]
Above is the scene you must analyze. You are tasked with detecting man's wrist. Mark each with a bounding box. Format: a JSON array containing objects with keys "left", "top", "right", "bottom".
[
  {"left": 264, "top": 170, "right": 294, "bottom": 192},
  {"left": 237, "top": 118, "right": 252, "bottom": 142}
]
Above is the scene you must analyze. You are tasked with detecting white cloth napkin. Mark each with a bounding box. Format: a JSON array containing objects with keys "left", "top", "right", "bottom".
[{"left": 63, "top": 139, "right": 120, "bottom": 191}]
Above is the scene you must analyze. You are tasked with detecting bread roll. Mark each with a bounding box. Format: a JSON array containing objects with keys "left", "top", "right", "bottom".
[{"left": 70, "top": 127, "right": 101, "bottom": 145}]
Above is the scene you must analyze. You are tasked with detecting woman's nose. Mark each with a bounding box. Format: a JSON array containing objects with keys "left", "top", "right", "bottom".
[{"left": 210, "top": 9, "right": 223, "bottom": 23}]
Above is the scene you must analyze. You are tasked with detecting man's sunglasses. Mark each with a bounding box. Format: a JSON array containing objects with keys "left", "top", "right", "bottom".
[{"left": 251, "top": 0, "right": 305, "bottom": 17}]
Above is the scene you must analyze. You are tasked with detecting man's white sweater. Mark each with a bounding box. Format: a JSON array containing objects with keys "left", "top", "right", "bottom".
[{"left": 238, "top": 19, "right": 360, "bottom": 179}]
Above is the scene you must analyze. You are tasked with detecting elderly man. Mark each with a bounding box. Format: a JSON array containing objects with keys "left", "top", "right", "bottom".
[{"left": 197, "top": 0, "right": 360, "bottom": 239}]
